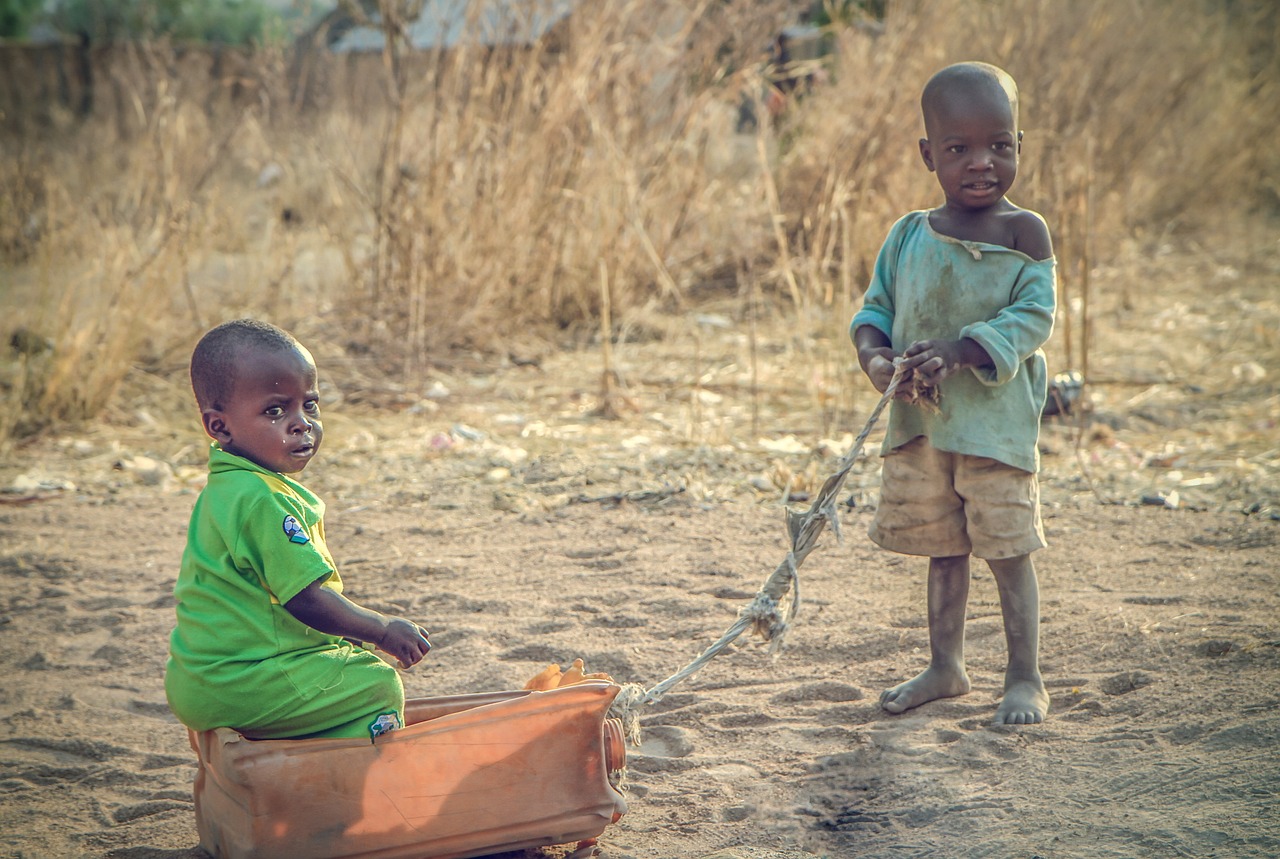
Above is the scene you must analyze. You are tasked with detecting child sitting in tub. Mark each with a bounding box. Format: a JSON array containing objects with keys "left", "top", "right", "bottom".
[{"left": 165, "top": 319, "right": 431, "bottom": 741}]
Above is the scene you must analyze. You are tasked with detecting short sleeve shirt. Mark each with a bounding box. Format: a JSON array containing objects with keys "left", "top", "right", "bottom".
[{"left": 166, "top": 445, "right": 347, "bottom": 728}]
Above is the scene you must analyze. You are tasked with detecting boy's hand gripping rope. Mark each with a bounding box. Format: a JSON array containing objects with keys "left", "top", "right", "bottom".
[{"left": 610, "top": 361, "right": 910, "bottom": 743}]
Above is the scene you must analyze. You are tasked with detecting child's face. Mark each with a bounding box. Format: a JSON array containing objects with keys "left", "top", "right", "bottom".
[
  {"left": 203, "top": 343, "right": 324, "bottom": 475},
  {"left": 919, "top": 87, "right": 1020, "bottom": 213}
]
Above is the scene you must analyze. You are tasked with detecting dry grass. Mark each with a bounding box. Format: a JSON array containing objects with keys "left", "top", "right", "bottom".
[{"left": 0, "top": 0, "right": 1276, "bottom": 448}]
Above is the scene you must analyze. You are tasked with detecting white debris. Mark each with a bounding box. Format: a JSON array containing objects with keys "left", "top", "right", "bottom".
[{"left": 7, "top": 474, "right": 76, "bottom": 494}]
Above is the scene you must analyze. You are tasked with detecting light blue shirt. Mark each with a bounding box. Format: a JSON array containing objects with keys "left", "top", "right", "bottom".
[{"left": 851, "top": 211, "right": 1057, "bottom": 473}]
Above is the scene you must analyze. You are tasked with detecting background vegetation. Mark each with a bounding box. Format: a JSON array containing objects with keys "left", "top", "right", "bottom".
[
  {"left": 1, "top": 0, "right": 1276, "bottom": 446},
  {"left": 1, "top": 0, "right": 278, "bottom": 43}
]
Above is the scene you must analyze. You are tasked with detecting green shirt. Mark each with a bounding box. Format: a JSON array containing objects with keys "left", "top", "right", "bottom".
[
  {"left": 165, "top": 445, "right": 349, "bottom": 731},
  {"left": 851, "top": 211, "right": 1057, "bottom": 473}
]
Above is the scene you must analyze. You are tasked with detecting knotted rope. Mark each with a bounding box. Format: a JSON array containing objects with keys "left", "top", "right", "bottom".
[{"left": 610, "top": 362, "right": 909, "bottom": 743}]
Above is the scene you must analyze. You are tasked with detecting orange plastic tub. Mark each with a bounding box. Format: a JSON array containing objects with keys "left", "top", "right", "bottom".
[{"left": 187, "top": 680, "right": 628, "bottom": 859}]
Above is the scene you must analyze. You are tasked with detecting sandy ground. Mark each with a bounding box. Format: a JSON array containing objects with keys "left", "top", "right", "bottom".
[
  {"left": 2, "top": 233, "right": 1279, "bottom": 858},
  {"left": 2, "top": 452, "right": 1278, "bottom": 859}
]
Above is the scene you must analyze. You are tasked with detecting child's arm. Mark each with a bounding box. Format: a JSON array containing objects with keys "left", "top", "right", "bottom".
[
  {"left": 851, "top": 214, "right": 919, "bottom": 394},
  {"left": 946, "top": 214, "right": 1055, "bottom": 385},
  {"left": 285, "top": 580, "right": 431, "bottom": 669}
]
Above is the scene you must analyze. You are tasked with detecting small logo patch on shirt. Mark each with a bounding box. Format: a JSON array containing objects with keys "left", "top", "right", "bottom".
[
  {"left": 369, "top": 711, "right": 402, "bottom": 743},
  {"left": 282, "top": 515, "right": 309, "bottom": 544}
]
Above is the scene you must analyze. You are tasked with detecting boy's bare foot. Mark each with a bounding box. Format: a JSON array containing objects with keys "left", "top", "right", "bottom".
[
  {"left": 993, "top": 677, "right": 1049, "bottom": 725},
  {"left": 880, "top": 665, "right": 971, "bottom": 714}
]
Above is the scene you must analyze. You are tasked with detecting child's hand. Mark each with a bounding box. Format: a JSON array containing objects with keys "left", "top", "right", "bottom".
[
  {"left": 377, "top": 618, "right": 431, "bottom": 670},
  {"left": 901, "top": 339, "right": 980, "bottom": 386},
  {"left": 859, "top": 346, "right": 900, "bottom": 394}
]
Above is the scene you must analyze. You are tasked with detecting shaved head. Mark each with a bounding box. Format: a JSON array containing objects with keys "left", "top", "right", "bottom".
[
  {"left": 190, "top": 319, "right": 301, "bottom": 412},
  {"left": 921, "top": 62, "right": 1019, "bottom": 138}
]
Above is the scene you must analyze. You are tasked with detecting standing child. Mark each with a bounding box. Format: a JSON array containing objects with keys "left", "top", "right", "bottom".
[
  {"left": 166, "top": 319, "right": 432, "bottom": 741},
  {"left": 851, "top": 62, "right": 1055, "bottom": 725}
]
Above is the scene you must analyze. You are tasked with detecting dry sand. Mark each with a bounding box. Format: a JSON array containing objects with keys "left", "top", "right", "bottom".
[
  {"left": 2, "top": 472, "right": 1278, "bottom": 859},
  {"left": 2, "top": 235, "right": 1278, "bottom": 858}
]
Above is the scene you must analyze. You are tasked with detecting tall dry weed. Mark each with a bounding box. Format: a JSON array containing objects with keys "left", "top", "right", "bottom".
[
  {"left": 309, "top": 0, "right": 786, "bottom": 376},
  {"left": 777, "top": 0, "right": 1277, "bottom": 288},
  {"left": 772, "top": 0, "right": 1277, "bottom": 412},
  {"left": 0, "top": 47, "right": 272, "bottom": 442},
  {"left": 0, "top": 0, "right": 1275, "bottom": 447}
]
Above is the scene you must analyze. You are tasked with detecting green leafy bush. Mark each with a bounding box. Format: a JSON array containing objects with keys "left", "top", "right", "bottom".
[{"left": 49, "top": 0, "right": 277, "bottom": 45}]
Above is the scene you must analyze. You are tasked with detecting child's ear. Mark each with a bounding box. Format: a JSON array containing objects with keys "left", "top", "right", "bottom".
[
  {"left": 919, "top": 138, "right": 936, "bottom": 172},
  {"left": 202, "top": 409, "right": 232, "bottom": 444}
]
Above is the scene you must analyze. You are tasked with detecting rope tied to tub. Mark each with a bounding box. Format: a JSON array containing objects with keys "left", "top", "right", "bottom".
[{"left": 610, "top": 361, "right": 917, "bottom": 744}]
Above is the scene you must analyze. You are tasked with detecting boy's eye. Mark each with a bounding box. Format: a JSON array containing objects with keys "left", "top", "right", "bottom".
[
  {"left": 993, "top": 142, "right": 1010, "bottom": 151},
  {"left": 304, "top": 399, "right": 320, "bottom": 413},
  {"left": 947, "top": 145, "right": 965, "bottom": 154},
  {"left": 264, "top": 406, "right": 284, "bottom": 418}
]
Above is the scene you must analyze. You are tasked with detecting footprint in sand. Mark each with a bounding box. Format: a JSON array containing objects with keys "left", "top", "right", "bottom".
[
  {"left": 1101, "top": 670, "right": 1158, "bottom": 695},
  {"left": 628, "top": 725, "right": 694, "bottom": 773},
  {"left": 3, "top": 736, "right": 131, "bottom": 763},
  {"left": 0, "top": 735, "right": 155, "bottom": 793},
  {"left": 110, "top": 799, "right": 193, "bottom": 824},
  {"left": 637, "top": 724, "right": 693, "bottom": 757},
  {"left": 770, "top": 681, "right": 863, "bottom": 705}
]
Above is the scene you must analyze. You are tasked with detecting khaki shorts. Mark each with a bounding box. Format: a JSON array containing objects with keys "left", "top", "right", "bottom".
[{"left": 870, "top": 436, "right": 1046, "bottom": 560}]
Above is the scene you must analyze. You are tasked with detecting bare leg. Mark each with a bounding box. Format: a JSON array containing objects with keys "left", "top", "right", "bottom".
[
  {"left": 987, "top": 554, "right": 1049, "bottom": 725},
  {"left": 881, "top": 554, "right": 972, "bottom": 714}
]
